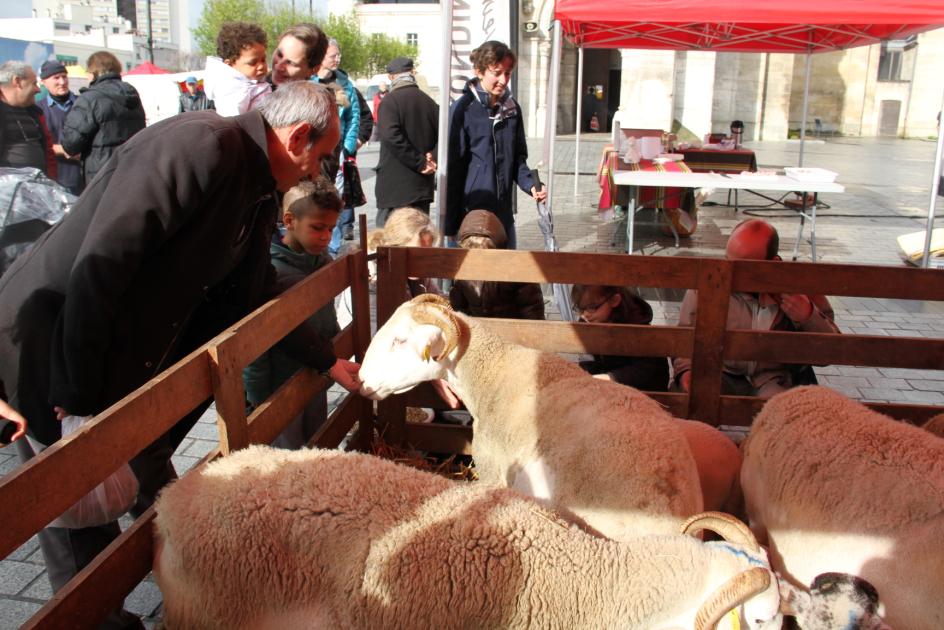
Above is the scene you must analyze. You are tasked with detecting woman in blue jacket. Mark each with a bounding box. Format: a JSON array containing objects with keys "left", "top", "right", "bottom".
[{"left": 446, "top": 41, "right": 546, "bottom": 249}]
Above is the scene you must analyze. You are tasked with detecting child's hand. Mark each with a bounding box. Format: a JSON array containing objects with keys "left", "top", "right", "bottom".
[{"left": 0, "top": 398, "right": 27, "bottom": 444}]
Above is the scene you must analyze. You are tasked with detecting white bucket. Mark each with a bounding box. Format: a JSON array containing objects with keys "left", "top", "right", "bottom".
[{"left": 639, "top": 136, "right": 663, "bottom": 160}]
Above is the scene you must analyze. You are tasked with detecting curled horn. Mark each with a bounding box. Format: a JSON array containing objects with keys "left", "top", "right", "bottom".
[
  {"left": 694, "top": 567, "right": 771, "bottom": 630},
  {"left": 681, "top": 512, "right": 759, "bottom": 553},
  {"left": 408, "top": 296, "right": 460, "bottom": 361}
]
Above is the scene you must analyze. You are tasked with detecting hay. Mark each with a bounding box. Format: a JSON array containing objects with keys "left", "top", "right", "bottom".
[{"left": 370, "top": 429, "right": 477, "bottom": 482}]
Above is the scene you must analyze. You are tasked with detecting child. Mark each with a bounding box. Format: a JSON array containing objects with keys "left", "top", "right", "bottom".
[
  {"left": 242, "top": 178, "right": 342, "bottom": 449},
  {"left": 449, "top": 210, "right": 544, "bottom": 320},
  {"left": 204, "top": 21, "right": 271, "bottom": 117},
  {"left": 571, "top": 284, "right": 670, "bottom": 392},
  {"left": 367, "top": 206, "right": 442, "bottom": 297}
]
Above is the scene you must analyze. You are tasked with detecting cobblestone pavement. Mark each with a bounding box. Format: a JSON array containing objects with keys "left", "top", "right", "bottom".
[{"left": 2, "top": 134, "right": 942, "bottom": 626}]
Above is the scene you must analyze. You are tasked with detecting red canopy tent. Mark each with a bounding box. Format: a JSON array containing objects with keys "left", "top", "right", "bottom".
[
  {"left": 542, "top": 0, "right": 944, "bottom": 264},
  {"left": 124, "top": 61, "right": 170, "bottom": 76}
]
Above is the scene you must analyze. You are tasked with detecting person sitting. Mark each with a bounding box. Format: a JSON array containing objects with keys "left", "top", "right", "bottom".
[
  {"left": 243, "top": 178, "right": 341, "bottom": 449},
  {"left": 672, "top": 219, "right": 840, "bottom": 398},
  {"left": 572, "top": 283, "right": 670, "bottom": 392},
  {"left": 203, "top": 21, "right": 271, "bottom": 116},
  {"left": 449, "top": 209, "right": 544, "bottom": 320},
  {"left": 367, "top": 206, "right": 442, "bottom": 298}
]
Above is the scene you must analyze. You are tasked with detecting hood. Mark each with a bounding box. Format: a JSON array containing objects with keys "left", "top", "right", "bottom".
[
  {"left": 270, "top": 235, "right": 330, "bottom": 270},
  {"left": 458, "top": 209, "right": 507, "bottom": 248},
  {"left": 89, "top": 73, "right": 142, "bottom": 108}
]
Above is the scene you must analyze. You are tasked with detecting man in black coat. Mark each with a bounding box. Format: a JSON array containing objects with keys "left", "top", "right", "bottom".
[
  {"left": 0, "top": 81, "right": 357, "bottom": 621},
  {"left": 374, "top": 56, "right": 438, "bottom": 227}
]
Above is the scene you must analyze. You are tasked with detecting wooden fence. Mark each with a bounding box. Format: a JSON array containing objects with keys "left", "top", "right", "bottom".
[{"left": 1, "top": 244, "right": 943, "bottom": 627}]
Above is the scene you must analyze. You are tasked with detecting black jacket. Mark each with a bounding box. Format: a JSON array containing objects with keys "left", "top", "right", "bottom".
[
  {"left": 445, "top": 80, "right": 535, "bottom": 238},
  {"left": 0, "top": 110, "right": 335, "bottom": 445},
  {"left": 61, "top": 73, "right": 146, "bottom": 186},
  {"left": 375, "top": 80, "right": 438, "bottom": 209}
]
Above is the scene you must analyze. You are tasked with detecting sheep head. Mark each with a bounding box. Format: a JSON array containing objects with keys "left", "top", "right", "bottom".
[
  {"left": 359, "top": 295, "right": 461, "bottom": 400},
  {"left": 682, "top": 512, "right": 783, "bottom": 630},
  {"left": 780, "top": 573, "right": 890, "bottom": 630}
]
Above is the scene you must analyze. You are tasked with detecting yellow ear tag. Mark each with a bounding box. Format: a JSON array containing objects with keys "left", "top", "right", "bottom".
[
  {"left": 727, "top": 609, "right": 740, "bottom": 630},
  {"left": 422, "top": 345, "right": 431, "bottom": 362}
]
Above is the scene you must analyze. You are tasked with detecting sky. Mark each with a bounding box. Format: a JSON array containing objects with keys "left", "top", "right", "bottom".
[{"left": 1, "top": 0, "right": 31, "bottom": 19}]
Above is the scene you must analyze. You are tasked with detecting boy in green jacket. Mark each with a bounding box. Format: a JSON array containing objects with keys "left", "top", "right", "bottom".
[{"left": 243, "top": 178, "right": 342, "bottom": 448}]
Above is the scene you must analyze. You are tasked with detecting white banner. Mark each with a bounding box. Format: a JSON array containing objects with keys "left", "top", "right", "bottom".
[{"left": 448, "top": 0, "right": 512, "bottom": 103}]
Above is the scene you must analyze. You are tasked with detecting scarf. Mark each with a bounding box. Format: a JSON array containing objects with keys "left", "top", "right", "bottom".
[
  {"left": 471, "top": 79, "right": 517, "bottom": 124},
  {"left": 390, "top": 73, "right": 417, "bottom": 92}
]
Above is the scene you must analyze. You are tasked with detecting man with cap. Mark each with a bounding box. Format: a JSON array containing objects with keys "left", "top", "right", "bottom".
[
  {"left": 178, "top": 75, "right": 213, "bottom": 113},
  {"left": 374, "top": 56, "right": 438, "bottom": 227},
  {"left": 36, "top": 60, "right": 83, "bottom": 195}
]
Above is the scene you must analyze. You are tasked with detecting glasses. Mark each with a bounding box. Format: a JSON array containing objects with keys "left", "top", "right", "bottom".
[{"left": 572, "top": 297, "right": 610, "bottom": 315}]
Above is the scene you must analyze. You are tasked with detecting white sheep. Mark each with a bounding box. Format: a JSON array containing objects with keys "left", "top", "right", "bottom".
[
  {"left": 153, "top": 445, "right": 886, "bottom": 630},
  {"left": 741, "top": 385, "right": 944, "bottom": 630},
  {"left": 358, "top": 294, "right": 710, "bottom": 539}
]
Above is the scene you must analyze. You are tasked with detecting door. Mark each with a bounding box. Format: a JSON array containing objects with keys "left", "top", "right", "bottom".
[{"left": 878, "top": 100, "right": 901, "bottom": 137}]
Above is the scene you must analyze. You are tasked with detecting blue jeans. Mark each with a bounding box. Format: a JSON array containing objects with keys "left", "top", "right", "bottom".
[{"left": 329, "top": 206, "right": 354, "bottom": 256}]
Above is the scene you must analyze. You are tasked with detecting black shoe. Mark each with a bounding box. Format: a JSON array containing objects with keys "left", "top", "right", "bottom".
[{"left": 342, "top": 227, "right": 354, "bottom": 241}]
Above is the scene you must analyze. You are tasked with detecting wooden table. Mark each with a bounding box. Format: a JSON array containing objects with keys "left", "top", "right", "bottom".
[{"left": 611, "top": 170, "right": 844, "bottom": 258}]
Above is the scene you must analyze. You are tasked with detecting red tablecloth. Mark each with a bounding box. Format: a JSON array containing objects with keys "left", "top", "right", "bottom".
[
  {"left": 613, "top": 153, "right": 692, "bottom": 209},
  {"left": 678, "top": 147, "right": 757, "bottom": 173}
]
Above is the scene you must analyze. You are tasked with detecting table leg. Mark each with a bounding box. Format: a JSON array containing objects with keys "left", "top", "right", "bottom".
[
  {"left": 792, "top": 199, "right": 806, "bottom": 261},
  {"left": 809, "top": 193, "right": 818, "bottom": 261},
  {"left": 626, "top": 187, "right": 637, "bottom": 254}
]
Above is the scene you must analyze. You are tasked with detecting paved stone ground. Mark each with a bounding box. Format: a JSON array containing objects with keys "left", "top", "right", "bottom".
[{"left": 1, "top": 133, "right": 942, "bottom": 627}]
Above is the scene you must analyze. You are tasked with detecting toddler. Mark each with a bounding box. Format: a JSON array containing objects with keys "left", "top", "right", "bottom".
[{"left": 204, "top": 21, "right": 272, "bottom": 116}]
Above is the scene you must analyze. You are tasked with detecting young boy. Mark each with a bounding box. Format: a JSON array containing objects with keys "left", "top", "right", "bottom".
[
  {"left": 449, "top": 209, "right": 545, "bottom": 319},
  {"left": 242, "top": 178, "right": 342, "bottom": 449},
  {"left": 204, "top": 21, "right": 271, "bottom": 116}
]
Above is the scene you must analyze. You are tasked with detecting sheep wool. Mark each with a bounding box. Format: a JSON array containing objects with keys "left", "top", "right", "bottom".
[
  {"left": 741, "top": 385, "right": 944, "bottom": 630},
  {"left": 155, "top": 446, "right": 779, "bottom": 630}
]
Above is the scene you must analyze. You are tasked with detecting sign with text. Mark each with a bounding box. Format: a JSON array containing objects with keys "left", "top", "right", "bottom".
[{"left": 448, "top": 0, "right": 512, "bottom": 103}]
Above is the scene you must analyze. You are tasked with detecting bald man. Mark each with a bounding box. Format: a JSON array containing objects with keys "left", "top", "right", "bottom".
[{"left": 673, "top": 219, "right": 840, "bottom": 398}]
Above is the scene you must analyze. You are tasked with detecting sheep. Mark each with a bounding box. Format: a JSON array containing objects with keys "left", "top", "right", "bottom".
[
  {"left": 153, "top": 445, "right": 886, "bottom": 630},
  {"left": 358, "top": 294, "right": 711, "bottom": 539},
  {"left": 741, "top": 385, "right": 944, "bottom": 630}
]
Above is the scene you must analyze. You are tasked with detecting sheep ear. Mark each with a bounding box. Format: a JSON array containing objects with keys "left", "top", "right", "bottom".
[{"left": 410, "top": 325, "right": 445, "bottom": 362}]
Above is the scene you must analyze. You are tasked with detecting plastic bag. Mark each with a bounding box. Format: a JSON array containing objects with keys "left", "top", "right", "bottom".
[
  {"left": 49, "top": 415, "right": 139, "bottom": 529},
  {"left": 0, "top": 167, "right": 75, "bottom": 276}
]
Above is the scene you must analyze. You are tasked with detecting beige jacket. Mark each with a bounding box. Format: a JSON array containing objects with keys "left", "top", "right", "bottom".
[{"left": 673, "top": 290, "right": 839, "bottom": 389}]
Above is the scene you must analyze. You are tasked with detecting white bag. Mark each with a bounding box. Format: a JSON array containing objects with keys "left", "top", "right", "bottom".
[{"left": 47, "top": 415, "right": 140, "bottom": 529}]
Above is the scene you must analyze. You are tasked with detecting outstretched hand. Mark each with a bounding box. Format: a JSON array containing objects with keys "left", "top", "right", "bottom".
[
  {"left": 0, "top": 398, "right": 27, "bottom": 444},
  {"left": 431, "top": 379, "right": 462, "bottom": 409},
  {"left": 329, "top": 358, "right": 362, "bottom": 392}
]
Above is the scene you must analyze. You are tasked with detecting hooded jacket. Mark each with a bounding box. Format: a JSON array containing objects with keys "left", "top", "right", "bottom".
[
  {"left": 243, "top": 235, "right": 340, "bottom": 405},
  {"left": 61, "top": 72, "right": 146, "bottom": 185},
  {"left": 445, "top": 79, "right": 535, "bottom": 239},
  {"left": 313, "top": 69, "right": 359, "bottom": 157},
  {"left": 203, "top": 56, "right": 271, "bottom": 117},
  {"left": 448, "top": 210, "right": 545, "bottom": 320}
]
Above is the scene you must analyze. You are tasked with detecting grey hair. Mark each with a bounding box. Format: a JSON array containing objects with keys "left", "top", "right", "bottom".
[
  {"left": 0, "top": 61, "right": 33, "bottom": 85},
  {"left": 327, "top": 38, "right": 340, "bottom": 51},
  {"left": 257, "top": 81, "right": 336, "bottom": 141}
]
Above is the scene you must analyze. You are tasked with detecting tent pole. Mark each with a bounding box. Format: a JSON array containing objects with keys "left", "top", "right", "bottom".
[
  {"left": 798, "top": 51, "right": 812, "bottom": 167},
  {"left": 920, "top": 93, "right": 944, "bottom": 268},
  {"left": 574, "top": 45, "right": 584, "bottom": 196},
  {"left": 542, "top": 20, "right": 563, "bottom": 216},
  {"left": 434, "top": 0, "right": 455, "bottom": 237}
]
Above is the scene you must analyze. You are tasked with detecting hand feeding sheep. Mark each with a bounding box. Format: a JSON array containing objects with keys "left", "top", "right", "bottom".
[
  {"left": 359, "top": 295, "right": 715, "bottom": 539},
  {"left": 741, "top": 385, "right": 943, "bottom": 630},
  {"left": 153, "top": 445, "right": 886, "bottom": 630}
]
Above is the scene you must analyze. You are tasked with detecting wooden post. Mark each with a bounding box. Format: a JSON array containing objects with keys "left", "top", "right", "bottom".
[
  {"left": 687, "top": 259, "right": 733, "bottom": 425},
  {"left": 207, "top": 336, "right": 250, "bottom": 454},
  {"left": 375, "top": 246, "right": 409, "bottom": 445},
  {"left": 349, "top": 229, "right": 374, "bottom": 451}
]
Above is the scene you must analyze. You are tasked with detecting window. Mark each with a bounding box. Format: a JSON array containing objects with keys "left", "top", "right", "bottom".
[
  {"left": 406, "top": 33, "right": 418, "bottom": 48},
  {"left": 878, "top": 36, "right": 916, "bottom": 82}
]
